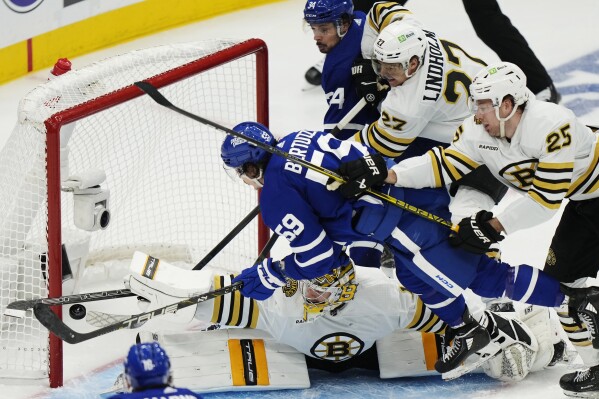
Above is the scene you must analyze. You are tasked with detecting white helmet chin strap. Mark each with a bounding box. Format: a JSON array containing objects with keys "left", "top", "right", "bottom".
[{"left": 495, "top": 104, "right": 519, "bottom": 138}]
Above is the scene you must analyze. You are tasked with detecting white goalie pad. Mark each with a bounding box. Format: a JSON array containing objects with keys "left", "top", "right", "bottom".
[
  {"left": 124, "top": 251, "right": 213, "bottom": 323},
  {"left": 146, "top": 329, "right": 309, "bottom": 393},
  {"left": 376, "top": 330, "right": 441, "bottom": 379}
]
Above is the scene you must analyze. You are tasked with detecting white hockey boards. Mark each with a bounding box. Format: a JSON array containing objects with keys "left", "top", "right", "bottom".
[{"left": 0, "top": 39, "right": 269, "bottom": 387}]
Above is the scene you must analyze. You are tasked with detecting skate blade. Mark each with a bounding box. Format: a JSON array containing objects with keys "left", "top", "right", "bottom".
[
  {"left": 442, "top": 343, "right": 502, "bottom": 380},
  {"left": 562, "top": 390, "right": 599, "bottom": 399}
]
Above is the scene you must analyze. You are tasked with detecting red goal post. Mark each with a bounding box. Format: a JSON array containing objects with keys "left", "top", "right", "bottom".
[{"left": 0, "top": 39, "right": 270, "bottom": 388}]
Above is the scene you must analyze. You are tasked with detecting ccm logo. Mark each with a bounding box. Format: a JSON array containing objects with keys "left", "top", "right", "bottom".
[{"left": 435, "top": 274, "right": 454, "bottom": 289}]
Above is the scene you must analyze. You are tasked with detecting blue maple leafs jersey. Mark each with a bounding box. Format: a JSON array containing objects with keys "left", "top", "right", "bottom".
[
  {"left": 260, "top": 130, "right": 376, "bottom": 280},
  {"left": 321, "top": 11, "right": 379, "bottom": 139}
]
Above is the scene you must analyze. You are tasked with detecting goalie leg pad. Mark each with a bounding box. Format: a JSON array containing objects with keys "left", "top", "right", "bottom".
[
  {"left": 148, "top": 329, "right": 309, "bottom": 392},
  {"left": 376, "top": 330, "right": 444, "bottom": 379}
]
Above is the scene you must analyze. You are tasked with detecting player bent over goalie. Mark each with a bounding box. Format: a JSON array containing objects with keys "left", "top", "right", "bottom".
[
  {"left": 216, "top": 121, "right": 598, "bottom": 377},
  {"left": 117, "top": 253, "right": 570, "bottom": 393}
]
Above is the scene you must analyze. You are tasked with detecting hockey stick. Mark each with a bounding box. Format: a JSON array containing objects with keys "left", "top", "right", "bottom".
[
  {"left": 193, "top": 204, "right": 260, "bottom": 270},
  {"left": 255, "top": 231, "right": 279, "bottom": 264},
  {"left": 330, "top": 98, "right": 367, "bottom": 137},
  {"left": 85, "top": 232, "right": 280, "bottom": 328},
  {"left": 134, "top": 81, "right": 455, "bottom": 231},
  {"left": 4, "top": 289, "right": 136, "bottom": 317},
  {"left": 5, "top": 205, "right": 261, "bottom": 315},
  {"left": 33, "top": 282, "right": 242, "bottom": 344}
]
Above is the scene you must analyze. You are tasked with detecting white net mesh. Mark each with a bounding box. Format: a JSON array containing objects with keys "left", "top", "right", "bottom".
[{"left": 0, "top": 39, "right": 267, "bottom": 383}]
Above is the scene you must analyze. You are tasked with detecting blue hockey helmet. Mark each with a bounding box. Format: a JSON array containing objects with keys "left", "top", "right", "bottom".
[
  {"left": 220, "top": 122, "right": 275, "bottom": 170},
  {"left": 303, "top": 0, "right": 354, "bottom": 25},
  {"left": 124, "top": 343, "right": 172, "bottom": 391}
]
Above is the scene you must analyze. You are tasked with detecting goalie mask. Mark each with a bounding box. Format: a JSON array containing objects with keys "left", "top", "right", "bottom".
[
  {"left": 124, "top": 342, "right": 172, "bottom": 391},
  {"left": 301, "top": 262, "right": 358, "bottom": 323},
  {"left": 220, "top": 121, "right": 275, "bottom": 188}
]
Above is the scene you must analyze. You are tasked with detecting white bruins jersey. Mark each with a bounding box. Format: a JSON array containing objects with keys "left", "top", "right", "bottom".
[
  {"left": 201, "top": 267, "right": 444, "bottom": 363},
  {"left": 392, "top": 97, "right": 599, "bottom": 233},
  {"left": 356, "top": 2, "right": 488, "bottom": 158}
]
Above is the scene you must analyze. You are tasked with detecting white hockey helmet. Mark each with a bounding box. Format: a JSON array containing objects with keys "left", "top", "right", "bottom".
[
  {"left": 469, "top": 62, "right": 530, "bottom": 109},
  {"left": 469, "top": 62, "right": 531, "bottom": 137},
  {"left": 301, "top": 262, "right": 358, "bottom": 323},
  {"left": 372, "top": 22, "right": 427, "bottom": 76}
]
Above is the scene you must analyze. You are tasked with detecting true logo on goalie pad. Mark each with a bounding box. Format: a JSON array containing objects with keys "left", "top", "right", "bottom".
[
  {"left": 142, "top": 255, "right": 160, "bottom": 279},
  {"left": 228, "top": 339, "right": 270, "bottom": 386}
]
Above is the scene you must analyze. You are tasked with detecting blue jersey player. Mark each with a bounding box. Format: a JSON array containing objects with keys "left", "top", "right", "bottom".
[
  {"left": 304, "top": 0, "right": 380, "bottom": 139},
  {"left": 221, "top": 121, "right": 599, "bottom": 375},
  {"left": 107, "top": 343, "right": 202, "bottom": 399}
]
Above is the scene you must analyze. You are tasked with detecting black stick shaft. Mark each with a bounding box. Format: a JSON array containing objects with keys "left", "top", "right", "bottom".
[
  {"left": 134, "top": 81, "right": 454, "bottom": 230},
  {"left": 7, "top": 289, "right": 135, "bottom": 312},
  {"left": 193, "top": 205, "right": 260, "bottom": 270},
  {"left": 33, "top": 282, "right": 242, "bottom": 344}
]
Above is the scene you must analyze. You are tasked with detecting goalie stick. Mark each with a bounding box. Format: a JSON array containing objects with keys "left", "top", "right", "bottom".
[
  {"left": 85, "top": 233, "right": 279, "bottom": 328},
  {"left": 33, "top": 282, "right": 242, "bottom": 344},
  {"left": 4, "top": 205, "right": 262, "bottom": 316},
  {"left": 35, "top": 232, "right": 279, "bottom": 340},
  {"left": 134, "top": 81, "right": 456, "bottom": 231},
  {"left": 4, "top": 289, "right": 136, "bottom": 316}
]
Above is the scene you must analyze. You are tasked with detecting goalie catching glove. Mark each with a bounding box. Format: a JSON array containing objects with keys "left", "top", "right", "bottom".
[
  {"left": 232, "top": 258, "right": 286, "bottom": 300},
  {"left": 351, "top": 57, "right": 389, "bottom": 107},
  {"left": 449, "top": 210, "right": 504, "bottom": 254},
  {"left": 326, "top": 153, "right": 388, "bottom": 198}
]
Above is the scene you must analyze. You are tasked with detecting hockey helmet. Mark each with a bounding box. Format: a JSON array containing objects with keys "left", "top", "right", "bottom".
[
  {"left": 302, "top": 262, "right": 358, "bottom": 323},
  {"left": 303, "top": 0, "right": 353, "bottom": 25},
  {"left": 221, "top": 121, "right": 274, "bottom": 168},
  {"left": 468, "top": 62, "right": 531, "bottom": 136},
  {"left": 124, "top": 343, "right": 172, "bottom": 391},
  {"left": 469, "top": 61, "right": 530, "bottom": 110},
  {"left": 372, "top": 22, "right": 427, "bottom": 77}
]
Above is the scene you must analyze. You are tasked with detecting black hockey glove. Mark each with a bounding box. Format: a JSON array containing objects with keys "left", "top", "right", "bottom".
[
  {"left": 327, "top": 153, "right": 388, "bottom": 198},
  {"left": 448, "top": 210, "right": 504, "bottom": 254},
  {"left": 351, "top": 58, "right": 389, "bottom": 107}
]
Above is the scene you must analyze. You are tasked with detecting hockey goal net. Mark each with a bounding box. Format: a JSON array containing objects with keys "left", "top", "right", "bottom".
[{"left": 0, "top": 39, "right": 269, "bottom": 387}]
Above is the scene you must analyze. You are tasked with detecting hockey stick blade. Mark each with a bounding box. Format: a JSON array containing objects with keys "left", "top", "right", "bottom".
[
  {"left": 134, "top": 81, "right": 455, "bottom": 231},
  {"left": 33, "top": 282, "right": 242, "bottom": 344},
  {"left": 5, "top": 289, "right": 136, "bottom": 315}
]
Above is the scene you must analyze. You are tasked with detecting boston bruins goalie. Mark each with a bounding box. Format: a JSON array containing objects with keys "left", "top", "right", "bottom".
[{"left": 104, "top": 251, "right": 571, "bottom": 394}]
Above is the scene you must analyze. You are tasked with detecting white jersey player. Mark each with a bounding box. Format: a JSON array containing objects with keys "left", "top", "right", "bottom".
[
  {"left": 358, "top": 21, "right": 486, "bottom": 157},
  {"left": 374, "top": 61, "right": 599, "bottom": 398},
  {"left": 118, "top": 252, "right": 569, "bottom": 393},
  {"left": 353, "top": 6, "right": 508, "bottom": 222}
]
